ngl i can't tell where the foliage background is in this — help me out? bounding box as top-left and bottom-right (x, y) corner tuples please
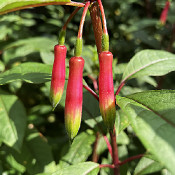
(0, 0), (175, 174)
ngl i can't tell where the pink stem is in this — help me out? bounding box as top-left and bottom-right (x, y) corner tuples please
(119, 154), (144, 166)
(62, 7), (81, 31)
(83, 84), (99, 101)
(88, 75), (98, 92)
(78, 1), (90, 39)
(115, 81), (125, 97)
(97, 0), (108, 35)
(103, 135), (113, 158)
(99, 164), (115, 169)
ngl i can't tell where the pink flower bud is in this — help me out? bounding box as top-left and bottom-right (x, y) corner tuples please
(160, 1), (170, 25)
(65, 56), (84, 140)
(50, 45), (67, 109)
(98, 51), (116, 131)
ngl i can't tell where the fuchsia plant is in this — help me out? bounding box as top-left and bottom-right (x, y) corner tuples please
(1, 0), (175, 174)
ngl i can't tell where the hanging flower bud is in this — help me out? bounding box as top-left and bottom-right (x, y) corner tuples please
(160, 1), (170, 25)
(50, 44), (67, 109)
(65, 56), (84, 140)
(98, 51), (116, 131)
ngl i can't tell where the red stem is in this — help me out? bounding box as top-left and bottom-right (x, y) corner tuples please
(62, 7), (81, 31)
(110, 129), (120, 175)
(78, 1), (90, 39)
(103, 135), (113, 158)
(119, 154), (144, 166)
(83, 84), (99, 101)
(88, 75), (98, 92)
(92, 132), (100, 162)
(97, 0), (108, 35)
(115, 81), (125, 97)
(99, 164), (115, 169)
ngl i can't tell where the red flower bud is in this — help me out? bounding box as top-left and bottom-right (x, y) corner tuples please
(98, 51), (116, 131)
(160, 1), (170, 25)
(50, 45), (67, 109)
(65, 56), (84, 140)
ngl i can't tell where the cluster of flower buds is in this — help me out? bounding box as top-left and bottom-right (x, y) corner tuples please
(50, 0), (117, 140)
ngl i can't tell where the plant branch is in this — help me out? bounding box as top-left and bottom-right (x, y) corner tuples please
(119, 154), (144, 166)
(78, 1), (90, 39)
(99, 164), (115, 169)
(89, 2), (103, 54)
(115, 81), (125, 96)
(103, 135), (113, 158)
(0, 1), (85, 15)
(83, 84), (99, 101)
(97, 0), (108, 35)
(62, 7), (81, 31)
(110, 129), (120, 175)
(88, 75), (98, 92)
(92, 132), (100, 162)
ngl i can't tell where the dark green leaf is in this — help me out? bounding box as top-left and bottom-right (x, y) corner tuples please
(59, 131), (95, 168)
(3, 128), (56, 174)
(0, 90), (27, 151)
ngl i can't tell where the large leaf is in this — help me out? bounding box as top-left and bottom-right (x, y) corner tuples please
(0, 62), (70, 84)
(3, 37), (57, 63)
(0, 90), (27, 151)
(116, 90), (175, 174)
(121, 50), (175, 83)
(59, 131), (95, 168)
(0, 62), (52, 84)
(3, 128), (56, 174)
(53, 162), (99, 175)
(0, 0), (82, 15)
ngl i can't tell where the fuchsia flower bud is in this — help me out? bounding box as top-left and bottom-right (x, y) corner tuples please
(65, 56), (84, 140)
(160, 1), (170, 25)
(50, 45), (67, 109)
(98, 51), (116, 131)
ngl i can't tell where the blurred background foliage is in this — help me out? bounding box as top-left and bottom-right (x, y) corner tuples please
(0, 0), (175, 174)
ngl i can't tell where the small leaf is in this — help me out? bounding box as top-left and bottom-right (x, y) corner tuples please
(59, 131), (95, 168)
(122, 50), (175, 83)
(0, 90), (27, 151)
(0, 0), (72, 15)
(134, 157), (164, 175)
(53, 162), (99, 175)
(116, 90), (175, 174)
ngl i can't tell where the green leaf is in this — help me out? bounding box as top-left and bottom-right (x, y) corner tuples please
(82, 90), (103, 131)
(0, 0), (72, 15)
(121, 50), (175, 83)
(59, 131), (95, 168)
(3, 128), (56, 174)
(116, 90), (175, 174)
(134, 157), (164, 175)
(3, 37), (57, 63)
(53, 162), (99, 175)
(0, 62), (52, 84)
(0, 90), (27, 151)
(115, 109), (130, 135)
(0, 62), (70, 85)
